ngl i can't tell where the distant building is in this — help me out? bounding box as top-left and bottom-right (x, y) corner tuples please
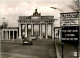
(1, 27), (18, 40)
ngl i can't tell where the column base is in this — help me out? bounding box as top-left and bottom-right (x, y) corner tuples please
(12, 39), (14, 41)
(19, 36), (22, 39)
(46, 38), (48, 39)
(18, 37), (22, 41)
(51, 36), (54, 39)
(2, 37), (4, 39)
(25, 36), (27, 38)
(46, 36), (48, 39)
(38, 36), (43, 39)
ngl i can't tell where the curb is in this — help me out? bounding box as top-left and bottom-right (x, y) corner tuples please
(55, 42), (61, 58)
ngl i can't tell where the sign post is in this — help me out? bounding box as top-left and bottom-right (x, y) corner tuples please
(60, 12), (79, 58)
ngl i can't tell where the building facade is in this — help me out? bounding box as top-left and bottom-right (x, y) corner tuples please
(1, 27), (18, 40)
(18, 9), (56, 39)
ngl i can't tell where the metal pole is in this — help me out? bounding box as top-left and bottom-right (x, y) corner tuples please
(78, 0), (80, 58)
(77, 44), (79, 58)
(50, 7), (63, 13)
(62, 43), (64, 58)
(50, 7), (64, 58)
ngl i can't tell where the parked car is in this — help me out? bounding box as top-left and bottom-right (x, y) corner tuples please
(22, 37), (33, 45)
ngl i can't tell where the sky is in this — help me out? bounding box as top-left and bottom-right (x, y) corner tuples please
(0, 0), (73, 27)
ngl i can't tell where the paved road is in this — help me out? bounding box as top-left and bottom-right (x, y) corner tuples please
(1, 39), (56, 58)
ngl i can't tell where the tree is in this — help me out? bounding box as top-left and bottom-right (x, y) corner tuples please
(69, 0), (79, 12)
(1, 22), (8, 29)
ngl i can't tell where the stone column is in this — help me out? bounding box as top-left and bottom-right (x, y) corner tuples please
(31, 24), (33, 35)
(9, 31), (10, 39)
(19, 24), (22, 39)
(17, 31), (18, 39)
(40, 23), (42, 39)
(3, 31), (5, 39)
(6, 31), (8, 40)
(2, 30), (4, 39)
(46, 23), (48, 39)
(52, 23), (54, 39)
(25, 24), (27, 37)
(13, 30), (14, 41)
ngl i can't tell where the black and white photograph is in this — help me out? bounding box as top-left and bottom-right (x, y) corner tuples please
(0, 0), (80, 58)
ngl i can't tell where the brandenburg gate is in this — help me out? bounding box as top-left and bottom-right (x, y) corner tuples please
(18, 9), (56, 39)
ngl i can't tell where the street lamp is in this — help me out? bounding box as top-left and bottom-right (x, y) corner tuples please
(50, 7), (63, 13)
(50, 6), (64, 58)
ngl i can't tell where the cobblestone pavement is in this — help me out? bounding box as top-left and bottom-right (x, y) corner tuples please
(0, 39), (56, 58)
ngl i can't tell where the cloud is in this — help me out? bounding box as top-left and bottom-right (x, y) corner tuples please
(0, 0), (73, 27)
(1, 0), (73, 15)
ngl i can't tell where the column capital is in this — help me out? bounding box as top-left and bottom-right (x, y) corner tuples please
(18, 23), (22, 25)
(31, 23), (33, 24)
(25, 23), (27, 24)
(46, 23), (47, 24)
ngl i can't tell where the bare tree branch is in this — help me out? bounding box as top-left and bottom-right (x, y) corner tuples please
(68, 0), (79, 12)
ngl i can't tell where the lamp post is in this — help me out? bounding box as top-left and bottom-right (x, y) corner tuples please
(50, 7), (63, 13)
(50, 6), (64, 58)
